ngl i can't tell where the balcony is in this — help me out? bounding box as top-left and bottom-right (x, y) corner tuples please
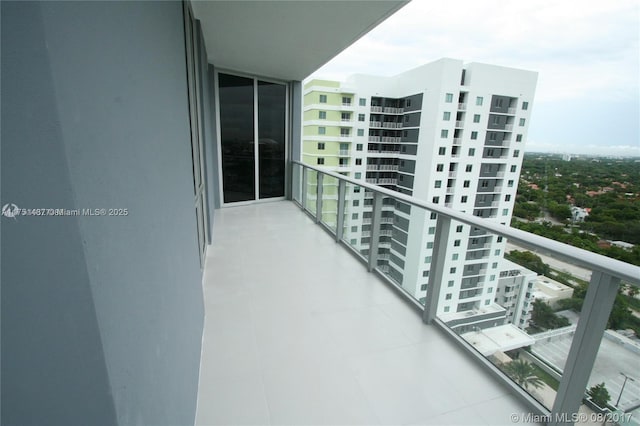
(279, 161), (640, 426)
(196, 201), (535, 425)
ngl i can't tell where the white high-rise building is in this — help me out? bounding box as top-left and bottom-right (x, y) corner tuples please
(304, 58), (537, 331)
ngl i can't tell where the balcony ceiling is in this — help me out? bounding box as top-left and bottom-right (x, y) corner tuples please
(190, 0), (408, 81)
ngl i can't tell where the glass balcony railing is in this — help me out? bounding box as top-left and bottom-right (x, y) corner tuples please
(293, 160), (640, 426)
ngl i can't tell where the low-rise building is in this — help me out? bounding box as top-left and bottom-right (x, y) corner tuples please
(496, 260), (537, 329)
(532, 277), (574, 309)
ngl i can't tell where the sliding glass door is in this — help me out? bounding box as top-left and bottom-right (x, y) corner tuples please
(218, 72), (286, 204)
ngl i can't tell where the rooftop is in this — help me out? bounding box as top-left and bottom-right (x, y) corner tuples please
(195, 201), (535, 425)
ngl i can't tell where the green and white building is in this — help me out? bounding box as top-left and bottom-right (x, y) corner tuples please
(303, 58), (538, 331)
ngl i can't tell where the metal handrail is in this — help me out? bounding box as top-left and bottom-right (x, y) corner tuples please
(293, 160), (639, 285)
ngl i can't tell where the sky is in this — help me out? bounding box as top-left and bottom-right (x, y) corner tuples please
(308, 0), (640, 157)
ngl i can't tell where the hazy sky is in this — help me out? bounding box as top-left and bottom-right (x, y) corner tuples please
(308, 0), (639, 156)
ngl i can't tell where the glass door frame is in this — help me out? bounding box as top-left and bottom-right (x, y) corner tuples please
(214, 68), (289, 207)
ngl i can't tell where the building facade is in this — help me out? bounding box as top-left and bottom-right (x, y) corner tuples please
(497, 260), (538, 329)
(303, 59), (537, 328)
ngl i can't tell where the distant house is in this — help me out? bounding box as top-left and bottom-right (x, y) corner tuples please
(570, 206), (589, 222)
(611, 241), (635, 251)
(528, 183), (540, 190)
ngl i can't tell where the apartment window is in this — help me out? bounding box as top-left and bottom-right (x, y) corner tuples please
(452, 253), (459, 260)
(489, 132), (496, 141)
(406, 99), (412, 107)
(510, 165), (517, 172)
(519, 118), (526, 126)
(342, 96), (351, 105)
(355, 159), (362, 165)
(319, 111), (327, 119)
(317, 142), (325, 150)
(359, 98), (366, 106)
(420, 284), (428, 291)
(492, 115), (500, 125)
(470, 131), (478, 140)
(473, 114), (481, 123)
(449, 267), (456, 274)
(522, 101), (529, 110)
(468, 148), (475, 156)
(516, 134), (523, 142)
(432, 196), (440, 203)
(350, 239), (357, 245)
(461, 196), (468, 203)
(497, 236), (503, 242)
(444, 306), (450, 312)
(425, 256), (432, 263)
(513, 150), (520, 158)
(454, 239), (461, 247)
(351, 226), (358, 232)
(356, 143), (363, 151)
(495, 249), (501, 255)
(463, 180), (470, 188)
(427, 242), (434, 249)
(443, 111), (451, 121)
(319, 94), (327, 103)
(502, 208), (509, 216)
(441, 129), (449, 138)
(423, 271), (430, 277)
(481, 180), (489, 188)
(430, 212), (437, 219)
(353, 200), (360, 207)
(490, 275), (496, 282)
(446, 293), (452, 300)
(317, 158), (324, 165)
(354, 186), (360, 193)
(435, 180), (442, 188)
(357, 129), (364, 136)
(318, 126), (326, 135)
(352, 213), (358, 220)
(445, 93), (454, 103)
(358, 113), (365, 122)
(448, 280), (454, 287)
(476, 96), (483, 106)
(436, 164), (444, 172)
(456, 225), (463, 232)
(355, 172), (361, 179)
(428, 227), (435, 234)
(492, 262), (498, 269)
(465, 164), (472, 172)
(438, 147), (446, 155)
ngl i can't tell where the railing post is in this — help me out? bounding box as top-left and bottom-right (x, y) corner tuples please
(423, 214), (451, 324)
(301, 166), (308, 210)
(549, 271), (620, 426)
(315, 172), (323, 224)
(336, 179), (346, 242)
(368, 192), (382, 272)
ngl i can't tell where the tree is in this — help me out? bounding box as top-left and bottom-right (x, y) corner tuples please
(587, 383), (611, 408)
(503, 359), (544, 390)
(505, 250), (551, 276)
(531, 300), (570, 330)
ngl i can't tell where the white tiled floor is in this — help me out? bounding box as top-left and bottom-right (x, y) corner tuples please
(196, 201), (538, 425)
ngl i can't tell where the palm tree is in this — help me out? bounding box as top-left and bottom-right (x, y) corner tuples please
(503, 359), (544, 390)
